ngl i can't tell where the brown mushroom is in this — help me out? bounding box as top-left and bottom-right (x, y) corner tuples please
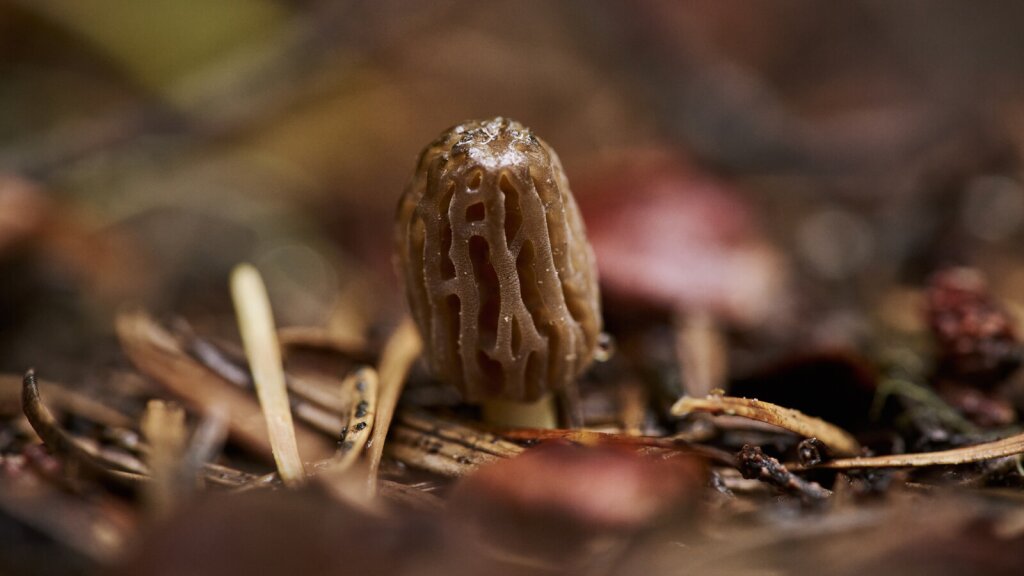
(395, 118), (603, 426)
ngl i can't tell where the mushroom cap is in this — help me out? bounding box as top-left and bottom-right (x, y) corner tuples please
(396, 118), (602, 402)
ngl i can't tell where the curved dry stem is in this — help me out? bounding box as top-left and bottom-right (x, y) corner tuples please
(810, 431), (1024, 469)
(0, 373), (133, 427)
(672, 394), (861, 457)
(312, 367), (380, 511)
(21, 370), (145, 488)
(325, 367), (379, 474)
(365, 317), (423, 494)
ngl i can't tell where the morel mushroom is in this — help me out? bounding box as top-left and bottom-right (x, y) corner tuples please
(395, 118), (602, 426)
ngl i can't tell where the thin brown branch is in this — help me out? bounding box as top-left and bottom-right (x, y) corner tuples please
(176, 321), (352, 416)
(140, 400), (188, 517)
(21, 370), (145, 488)
(0, 374), (133, 428)
(496, 427), (735, 466)
(672, 394), (861, 457)
(321, 367), (379, 474)
(116, 310), (335, 463)
(378, 479), (445, 513)
(277, 325), (371, 362)
(379, 412), (527, 478)
(398, 410), (524, 459)
(810, 431), (1024, 469)
(365, 318), (422, 494)
(385, 424), (507, 477)
(736, 445), (831, 502)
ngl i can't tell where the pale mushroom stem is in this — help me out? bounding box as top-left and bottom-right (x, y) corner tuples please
(482, 393), (558, 429)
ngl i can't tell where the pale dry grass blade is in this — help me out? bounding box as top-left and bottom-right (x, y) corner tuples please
(230, 263), (305, 486)
(140, 400), (187, 517)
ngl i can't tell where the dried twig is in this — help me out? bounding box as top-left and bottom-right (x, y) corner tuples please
(672, 394), (861, 456)
(201, 463), (261, 488)
(736, 445), (831, 502)
(398, 410), (524, 459)
(496, 427), (735, 466)
(810, 430), (1024, 469)
(92, 410), (242, 491)
(116, 311), (334, 463)
(231, 263), (306, 486)
(498, 427), (672, 447)
(182, 412), (228, 485)
(278, 325), (371, 362)
(140, 400), (188, 517)
(21, 370), (145, 488)
(675, 309), (727, 398)
(0, 374), (133, 428)
(177, 321), (352, 416)
(378, 411), (525, 477)
(378, 479), (445, 513)
(178, 325), (348, 436)
(323, 367), (379, 474)
(366, 318), (422, 493)
(385, 425), (508, 477)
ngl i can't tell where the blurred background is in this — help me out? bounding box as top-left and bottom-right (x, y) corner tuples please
(4, 0), (1024, 382)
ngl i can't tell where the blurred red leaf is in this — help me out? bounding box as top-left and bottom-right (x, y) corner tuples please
(578, 151), (790, 326)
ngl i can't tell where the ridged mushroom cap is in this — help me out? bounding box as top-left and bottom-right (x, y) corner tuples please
(396, 118), (601, 402)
